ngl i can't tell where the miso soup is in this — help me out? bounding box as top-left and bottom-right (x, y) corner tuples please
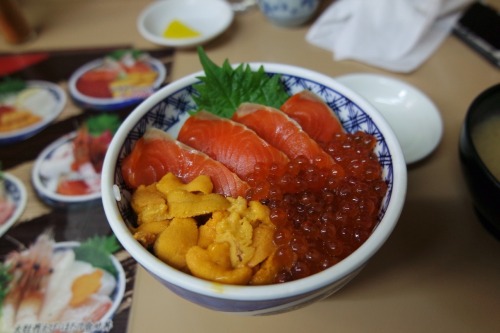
(471, 114), (500, 182)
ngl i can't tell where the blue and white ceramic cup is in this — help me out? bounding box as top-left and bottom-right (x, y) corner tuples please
(258, 0), (320, 27)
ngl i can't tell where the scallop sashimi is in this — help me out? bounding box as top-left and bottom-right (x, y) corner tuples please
(121, 128), (250, 198)
(177, 111), (290, 181)
(280, 90), (344, 143)
(232, 103), (342, 172)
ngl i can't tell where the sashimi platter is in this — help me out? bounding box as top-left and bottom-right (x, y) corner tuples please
(102, 48), (406, 312)
(0, 234), (125, 330)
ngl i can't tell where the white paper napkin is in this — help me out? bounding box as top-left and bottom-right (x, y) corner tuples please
(306, 0), (473, 72)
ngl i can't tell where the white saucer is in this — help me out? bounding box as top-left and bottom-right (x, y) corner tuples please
(137, 0), (234, 48)
(336, 73), (443, 164)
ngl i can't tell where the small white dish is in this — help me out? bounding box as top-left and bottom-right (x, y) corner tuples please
(336, 73), (443, 164)
(0, 80), (66, 145)
(0, 173), (27, 237)
(137, 0), (234, 48)
(32, 132), (102, 207)
(68, 56), (166, 111)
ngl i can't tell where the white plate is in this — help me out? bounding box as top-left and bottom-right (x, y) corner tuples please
(137, 0), (234, 48)
(336, 73), (443, 164)
(0, 173), (27, 237)
(68, 57), (166, 111)
(0, 80), (66, 145)
(32, 132), (102, 207)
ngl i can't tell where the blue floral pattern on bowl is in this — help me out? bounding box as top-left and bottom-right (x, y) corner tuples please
(258, 0), (320, 27)
(113, 71), (393, 235)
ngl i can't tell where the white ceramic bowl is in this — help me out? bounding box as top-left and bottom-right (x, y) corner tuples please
(137, 0), (234, 48)
(101, 63), (407, 315)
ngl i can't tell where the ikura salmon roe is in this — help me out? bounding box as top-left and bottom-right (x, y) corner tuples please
(245, 131), (387, 283)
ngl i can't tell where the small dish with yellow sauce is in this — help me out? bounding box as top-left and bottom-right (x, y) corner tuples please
(137, 0), (234, 48)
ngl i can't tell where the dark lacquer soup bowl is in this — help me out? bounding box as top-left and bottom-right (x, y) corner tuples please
(459, 83), (500, 240)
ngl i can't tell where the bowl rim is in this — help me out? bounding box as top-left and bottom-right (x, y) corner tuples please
(463, 82), (500, 187)
(102, 62), (407, 301)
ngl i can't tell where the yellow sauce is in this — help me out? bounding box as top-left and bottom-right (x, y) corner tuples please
(163, 19), (201, 39)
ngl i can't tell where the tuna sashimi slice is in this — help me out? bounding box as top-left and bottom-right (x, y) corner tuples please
(121, 128), (250, 198)
(233, 103), (341, 171)
(280, 90), (344, 144)
(177, 111), (290, 180)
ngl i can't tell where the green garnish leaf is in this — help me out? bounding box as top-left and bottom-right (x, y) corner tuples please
(0, 263), (12, 309)
(0, 78), (27, 97)
(86, 114), (121, 136)
(192, 47), (289, 118)
(74, 235), (121, 276)
(107, 49), (145, 61)
(0, 162), (5, 199)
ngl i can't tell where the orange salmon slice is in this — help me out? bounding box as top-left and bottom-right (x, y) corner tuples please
(280, 90), (344, 144)
(121, 128), (250, 198)
(233, 103), (340, 171)
(177, 111), (290, 180)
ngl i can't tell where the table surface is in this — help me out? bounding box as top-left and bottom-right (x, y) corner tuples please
(1, 1), (499, 332)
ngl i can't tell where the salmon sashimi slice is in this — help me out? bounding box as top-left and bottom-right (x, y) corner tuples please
(177, 111), (290, 180)
(232, 103), (341, 171)
(121, 128), (250, 198)
(280, 90), (344, 144)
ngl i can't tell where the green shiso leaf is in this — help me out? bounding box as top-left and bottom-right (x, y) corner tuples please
(108, 49), (144, 61)
(74, 235), (121, 276)
(192, 47), (289, 118)
(0, 162), (5, 199)
(0, 263), (12, 310)
(0, 78), (27, 98)
(86, 114), (121, 137)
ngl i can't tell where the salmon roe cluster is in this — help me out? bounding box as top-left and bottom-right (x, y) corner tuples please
(245, 131), (388, 283)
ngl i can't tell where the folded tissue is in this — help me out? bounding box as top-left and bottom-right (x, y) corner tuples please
(306, 0), (473, 72)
